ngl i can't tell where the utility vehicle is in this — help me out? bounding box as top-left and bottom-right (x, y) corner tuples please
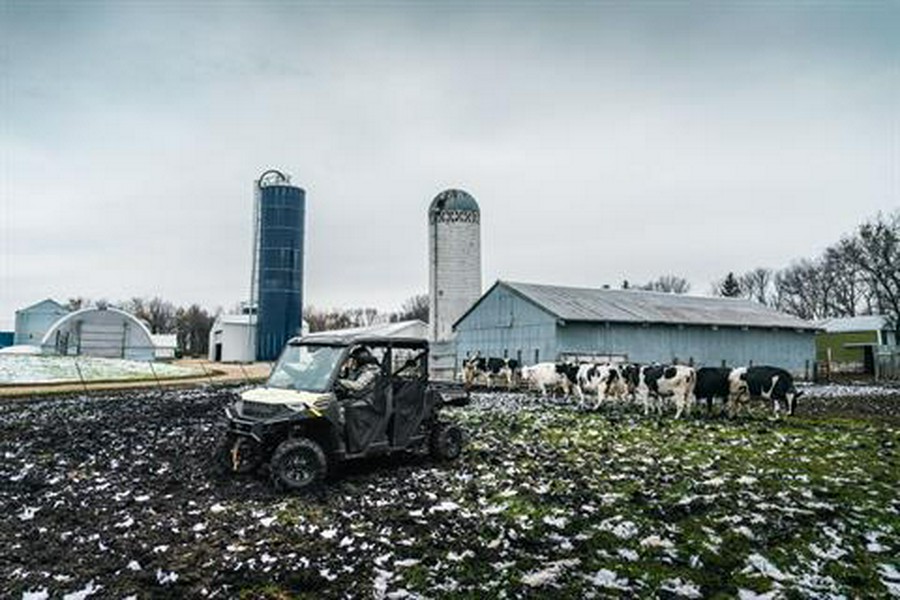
(215, 334), (467, 491)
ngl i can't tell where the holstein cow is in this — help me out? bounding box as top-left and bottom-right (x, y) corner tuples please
(520, 362), (569, 397)
(695, 367), (749, 415)
(555, 362), (583, 401)
(632, 364), (697, 418)
(578, 363), (628, 409)
(463, 353), (519, 390)
(731, 366), (802, 417)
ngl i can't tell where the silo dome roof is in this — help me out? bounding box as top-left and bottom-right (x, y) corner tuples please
(429, 189), (479, 213)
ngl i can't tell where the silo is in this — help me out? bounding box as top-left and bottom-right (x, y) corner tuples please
(251, 169), (305, 361)
(428, 189), (482, 343)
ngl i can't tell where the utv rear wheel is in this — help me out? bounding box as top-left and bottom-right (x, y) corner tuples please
(430, 423), (464, 460)
(213, 434), (264, 475)
(271, 437), (328, 492)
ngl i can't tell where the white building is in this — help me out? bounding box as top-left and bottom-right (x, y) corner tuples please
(208, 314), (257, 363)
(41, 306), (156, 361)
(14, 299), (69, 346)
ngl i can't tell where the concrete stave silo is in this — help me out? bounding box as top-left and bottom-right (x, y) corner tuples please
(428, 189), (482, 378)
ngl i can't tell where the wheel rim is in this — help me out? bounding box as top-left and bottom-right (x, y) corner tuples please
(282, 448), (317, 486)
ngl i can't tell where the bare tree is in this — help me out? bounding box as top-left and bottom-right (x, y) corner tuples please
(122, 296), (176, 333)
(841, 211), (900, 332)
(639, 275), (691, 294)
(822, 242), (865, 317)
(393, 294), (429, 322)
(65, 297), (89, 311)
(738, 268), (773, 305)
(773, 260), (830, 320)
(176, 304), (214, 357)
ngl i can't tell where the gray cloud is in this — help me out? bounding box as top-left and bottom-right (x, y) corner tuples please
(2, 1), (897, 329)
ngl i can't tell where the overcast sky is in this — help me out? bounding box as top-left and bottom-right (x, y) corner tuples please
(1, 1), (897, 330)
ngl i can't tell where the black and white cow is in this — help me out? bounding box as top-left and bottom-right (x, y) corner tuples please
(732, 366), (802, 417)
(633, 364), (697, 418)
(578, 363), (628, 408)
(463, 353), (519, 389)
(695, 367), (748, 415)
(555, 362), (583, 400)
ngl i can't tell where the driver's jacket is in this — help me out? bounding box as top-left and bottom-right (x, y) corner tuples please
(337, 363), (380, 394)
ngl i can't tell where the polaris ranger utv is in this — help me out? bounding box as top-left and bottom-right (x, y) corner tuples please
(215, 334), (468, 491)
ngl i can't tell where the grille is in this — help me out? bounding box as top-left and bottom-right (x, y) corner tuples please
(241, 401), (288, 419)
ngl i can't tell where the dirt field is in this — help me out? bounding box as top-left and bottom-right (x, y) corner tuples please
(2, 385), (898, 598)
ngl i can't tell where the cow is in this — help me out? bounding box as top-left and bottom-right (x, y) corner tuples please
(694, 367), (748, 415)
(731, 366), (802, 417)
(578, 363), (628, 409)
(555, 362), (583, 401)
(633, 364), (697, 418)
(520, 362), (569, 397)
(463, 353), (519, 390)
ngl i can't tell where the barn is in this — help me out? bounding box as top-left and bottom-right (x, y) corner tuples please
(453, 281), (818, 375)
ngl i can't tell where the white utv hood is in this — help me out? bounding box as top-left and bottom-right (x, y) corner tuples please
(241, 387), (331, 411)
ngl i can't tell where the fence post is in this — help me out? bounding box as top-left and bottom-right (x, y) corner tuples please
(73, 359), (89, 397)
(148, 361), (164, 397)
(198, 360), (216, 387)
(238, 362), (252, 386)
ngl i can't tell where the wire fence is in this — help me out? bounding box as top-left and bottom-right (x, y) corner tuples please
(0, 352), (274, 399)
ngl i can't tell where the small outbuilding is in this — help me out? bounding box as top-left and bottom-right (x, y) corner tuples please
(208, 314), (257, 363)
(453, 281), (818, 375)
(15, 299), (69, 346)
(41, 306), (156, 361)
(816, 315), (896, 375)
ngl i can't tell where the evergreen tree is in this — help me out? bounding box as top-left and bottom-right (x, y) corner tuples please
(720, 272), (742, 297)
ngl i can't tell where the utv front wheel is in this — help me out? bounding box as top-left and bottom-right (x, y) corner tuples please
(271, 437), (328, 492)
(430, 423), (464, 460)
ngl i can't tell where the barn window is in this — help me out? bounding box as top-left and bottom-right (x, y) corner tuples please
(534, 349), (540, 364)
(517, 349), (522, 365)
(503, 348), (508, 358)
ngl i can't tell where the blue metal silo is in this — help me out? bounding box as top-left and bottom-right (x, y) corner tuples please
(252, 169), (305, 361)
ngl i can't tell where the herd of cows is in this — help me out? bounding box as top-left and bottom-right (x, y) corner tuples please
(462, 353), (803, 418)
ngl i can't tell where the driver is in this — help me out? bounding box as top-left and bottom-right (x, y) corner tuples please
(336, 346), (380, 394)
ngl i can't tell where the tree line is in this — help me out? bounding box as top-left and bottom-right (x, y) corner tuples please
(303, 294), (429, 333)
(710, 210), (899, 331)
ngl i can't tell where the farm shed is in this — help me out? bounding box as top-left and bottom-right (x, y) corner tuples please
(40, 306), (156, 361)
(453, 281), (818, 375)
(815, 315), (896, 375)
(208, 314), (257, 363)
(14, 298), (69, 346)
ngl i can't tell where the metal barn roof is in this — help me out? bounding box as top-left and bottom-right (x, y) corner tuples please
(459, 281), (818, 330)
(816, 315), (888, 333)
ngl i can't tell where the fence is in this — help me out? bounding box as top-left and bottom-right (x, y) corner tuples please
(0, 353), (273, 398)
(875, 347), (900, 381)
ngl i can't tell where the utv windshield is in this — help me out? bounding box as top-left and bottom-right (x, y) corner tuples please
(267, 344), (345, 392)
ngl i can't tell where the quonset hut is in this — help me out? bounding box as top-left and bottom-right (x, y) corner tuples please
(453, 281), (818, 375)
(250, 170), (306, 361)
(40, 306), (156, 361)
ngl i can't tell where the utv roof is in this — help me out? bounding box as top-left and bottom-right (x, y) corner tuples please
(288, 334), (429, 347)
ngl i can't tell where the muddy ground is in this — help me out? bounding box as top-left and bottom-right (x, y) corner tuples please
(2, 385), (899, 599)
